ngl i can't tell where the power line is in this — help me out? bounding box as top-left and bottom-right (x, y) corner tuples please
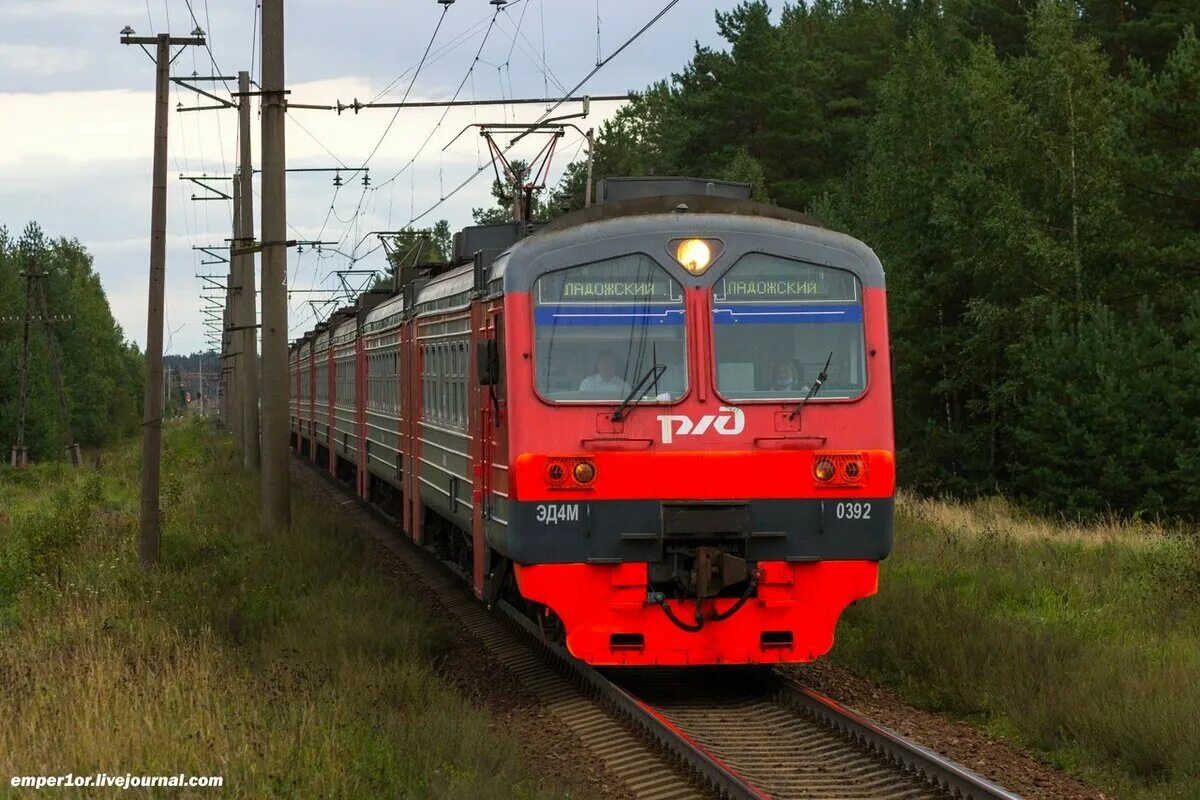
(374, 10), (504, 192)
(294, 2), (496, 296)
(358, 3), (451, 172)
(367, 10), (495, 106)
(181, 0), (232, 94)
(288, 113), (349, 168)
(319, 5), (511, 282)
(249, 0), (260, 83)
(400, 0), (682, 230)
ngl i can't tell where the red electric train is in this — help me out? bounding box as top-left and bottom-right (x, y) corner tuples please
(289, 177), (895, 666)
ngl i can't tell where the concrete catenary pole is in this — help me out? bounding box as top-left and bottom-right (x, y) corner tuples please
(228, 177), (244, 452)
(121, 28), (205, 567)
(585, 128), (595, 208)
(237, 70), (261, 471)
(260, 0), (291, 531)
(220, 295), (230, 426)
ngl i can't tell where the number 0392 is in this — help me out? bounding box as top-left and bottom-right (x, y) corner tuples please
(835, 502), (871, 520)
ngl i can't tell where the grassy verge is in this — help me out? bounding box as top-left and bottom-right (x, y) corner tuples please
(0, 420), (568, 798)
(833, 493), (1200, 800)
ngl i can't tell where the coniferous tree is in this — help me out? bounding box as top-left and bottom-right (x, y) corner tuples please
(1118, 26), (1200, 304)
(0, 224), (143, 461)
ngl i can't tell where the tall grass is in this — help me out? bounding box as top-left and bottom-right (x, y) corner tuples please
(833, 493), (1200, 800)
(0, 420), (568, 798)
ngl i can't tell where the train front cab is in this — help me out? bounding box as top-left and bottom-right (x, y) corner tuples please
(489, 208), (895, 666)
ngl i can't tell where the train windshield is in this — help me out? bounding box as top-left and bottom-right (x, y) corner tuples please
(533, 254), (687, 403)
(712, 253), (866, 400)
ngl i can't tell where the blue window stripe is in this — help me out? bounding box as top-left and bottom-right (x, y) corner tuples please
(535, 305), (686, 326)
(712, 303), (863, 325)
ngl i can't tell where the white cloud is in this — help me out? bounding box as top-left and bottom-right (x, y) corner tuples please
(0, 44), (88, 75)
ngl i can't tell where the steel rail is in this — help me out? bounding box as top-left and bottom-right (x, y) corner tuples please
(494, 599), (766, 800)
(774, 677), (1024, 800)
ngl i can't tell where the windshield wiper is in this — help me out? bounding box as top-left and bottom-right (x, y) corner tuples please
(789, 351), (833, 421)
(612, 363), (668, 422)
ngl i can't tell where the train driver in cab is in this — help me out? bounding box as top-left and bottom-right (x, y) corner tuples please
(770, 361), (800, 392)
(579, 351), (629, 396)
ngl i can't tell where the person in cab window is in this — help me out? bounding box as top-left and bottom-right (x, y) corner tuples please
(579, 351), (629, 396)
(770, 361), (800, 392)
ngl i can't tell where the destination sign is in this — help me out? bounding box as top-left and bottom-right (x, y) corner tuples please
(537, 255), (682, 305)
(716, 261), (858, 303)
(721, 278), (825, 298)
(561, 280), (663, 298)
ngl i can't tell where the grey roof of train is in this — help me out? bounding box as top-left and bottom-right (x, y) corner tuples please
(492, 194), (884, 292)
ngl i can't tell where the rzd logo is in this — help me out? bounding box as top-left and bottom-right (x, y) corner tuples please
(656, 406), (745, 444)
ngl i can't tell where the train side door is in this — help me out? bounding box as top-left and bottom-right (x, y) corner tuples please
(308, 350), (316, 462)
(472, 300), (504, 600)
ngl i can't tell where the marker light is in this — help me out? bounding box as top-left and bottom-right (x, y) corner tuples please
(812, 452), (869, 488)
(674, 238), (713, 275)
(813, 458), (836, 482)
(573, 460), (597, 485)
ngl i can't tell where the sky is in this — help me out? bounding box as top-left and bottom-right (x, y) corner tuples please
(0, 0), (748, 355)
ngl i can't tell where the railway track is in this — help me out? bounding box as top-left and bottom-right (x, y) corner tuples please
(296, 457), (1023, 800)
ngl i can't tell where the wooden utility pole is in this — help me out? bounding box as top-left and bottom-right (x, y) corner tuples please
(236, 70), (261, 471)
(9, 260), (34, 469)
(9, 260), (34, 470)
(8, 261), (81, 468)
(260, 0), (290, 531)
(35, 275), (83, 467)
(8, 261), (82, 470)
(121, 28), (206, 567)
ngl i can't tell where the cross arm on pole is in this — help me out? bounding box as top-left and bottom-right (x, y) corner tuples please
(193, 245), (230, 264)
(171, 79), (236, 109)
(120, 35), (206, 46)
(181, 176), (232, 201)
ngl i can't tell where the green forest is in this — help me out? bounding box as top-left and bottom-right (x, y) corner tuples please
(0, 223), (144, 463)
(539, 0), (1200, 520)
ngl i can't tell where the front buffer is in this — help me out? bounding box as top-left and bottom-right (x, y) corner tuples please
(515, 560), (879, 666)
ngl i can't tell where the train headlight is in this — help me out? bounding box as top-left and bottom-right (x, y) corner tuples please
(813, 458), (836, 482)
(572, 460), (597, 485)
(674, 238), (713, 275)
